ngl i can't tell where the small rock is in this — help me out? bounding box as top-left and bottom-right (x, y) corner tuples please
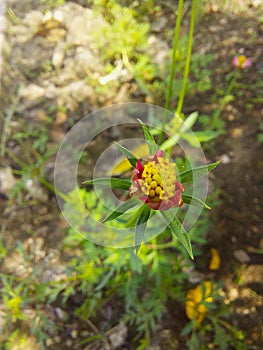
(54, 307), (65, 320)
(42, 81), (58, 99)
(25, 178), (48, 201)
(61, 4), (105, 46)
(19, 84), (45, 100)
(74, 47), (104, 78)
(0, 167), (16, 196)
(71, 329), (78, 339)
(69, 80), (93, 103)
(234, 249), (250, 264)
(23, 10), (43, 35)
(52, 41), (65, 69)
(108, 322), (127, 349)
(148, 35), (169, 68)
(151, 17), (168, 32)
(219, 154), (231, 164)
(46, 338), (54, 347)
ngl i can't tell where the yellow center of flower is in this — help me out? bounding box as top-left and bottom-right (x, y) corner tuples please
(138, 157), (176, 202)
(237, 55), (247, 67)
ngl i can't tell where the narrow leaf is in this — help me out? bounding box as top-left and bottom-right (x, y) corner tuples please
(137, 119), (158, 155)
(135, 205), (151, 254)
(83, 177), (131, 191)
(183, 111), (199, 130)
(114, 142), (138, 167)
(101, 197), (139, 223)
(182, 130), (221, 147)
(179, 161), (220, 184)
(161, 210), (193, 259)
(160, 112), (199, 150)
(110, 144), (149, 176)
(182, 194), (211, 209)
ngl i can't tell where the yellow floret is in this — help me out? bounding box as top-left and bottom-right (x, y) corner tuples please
(152, 174), (161, 184)
(149, 189), (155, 197)
(150, 181), (157, 189)
(140, 157), (177, 201)
(155, 186), (162, 195)
(145, 177), (152, 184)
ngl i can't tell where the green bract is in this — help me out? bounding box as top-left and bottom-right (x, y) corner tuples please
(83, 120), (219, 258)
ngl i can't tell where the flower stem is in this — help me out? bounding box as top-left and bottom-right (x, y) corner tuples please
(159, 0), (184, 146)
(176, 0), (197, 117)
(165, 0), (185, 111)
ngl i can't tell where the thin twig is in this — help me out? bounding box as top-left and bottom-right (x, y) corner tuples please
(84, 318), (112, 350)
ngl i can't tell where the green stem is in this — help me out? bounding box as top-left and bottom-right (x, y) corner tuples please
(225, 72), (239, 97)
(159, 0), (184, 146)
(40, 177), (69, 202)
(165, 0), (184, 111)
(176, 0), (196, 117)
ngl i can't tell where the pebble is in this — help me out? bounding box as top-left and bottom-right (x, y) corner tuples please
(233, 249), (250, 264)
(219, 154), (231, 164)
(25, 178), (49, 201)
(0, 167), (16, 196)
(151, 17), (168, 32)
(52, 41), (65, 68)
(19, 84), (45, 100)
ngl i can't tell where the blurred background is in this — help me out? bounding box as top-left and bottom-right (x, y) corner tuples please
(0, 0), (262, 349)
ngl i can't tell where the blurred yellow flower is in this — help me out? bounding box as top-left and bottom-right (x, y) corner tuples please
(209, 248), (221, 271)
(185, 281), (213, 324)
(232, 55), (252, 69)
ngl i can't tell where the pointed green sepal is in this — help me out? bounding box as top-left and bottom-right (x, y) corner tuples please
(135, 205), (151, 254)
(161, 210), (193, 259)
(137, 118), (158, 155)
(182, 194), (211, 209)
(114, 142), (138, 167)
(101, 197), (139, 223)
(179, 161), (220, 184)
(83, 177), (131, 191)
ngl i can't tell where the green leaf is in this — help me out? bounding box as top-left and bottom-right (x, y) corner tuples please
(183, 112), (199, 130)
(95, 266), (115, 291)
(114, 142), (138, 167)
(182, 194), (211, 209)
(182, 130), (221, 147)
(135, 205), (151, 254)
(101, 197), (139, 222)
(137, 118), (158, 155)
(179, 161), (220, 184)
(83, 177), (131, 191)
(161, 210), (193, 259)
(129, 249), (142, 273)
(160, 112), (199, 150)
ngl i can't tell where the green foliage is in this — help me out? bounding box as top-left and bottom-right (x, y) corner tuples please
(40, 0), (65, 10)
(92, 2), (149, 61)
(258, 122), (263, 143)
(61, 225), (189, 346)
(183, 303), (247, 350)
